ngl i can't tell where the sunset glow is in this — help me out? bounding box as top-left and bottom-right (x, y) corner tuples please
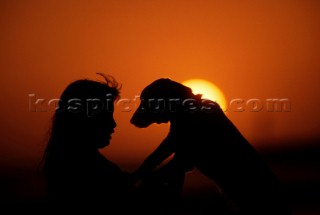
(182, 79), (227, 111)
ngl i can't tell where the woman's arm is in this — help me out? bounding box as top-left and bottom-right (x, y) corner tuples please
(131, 132), (176, 182)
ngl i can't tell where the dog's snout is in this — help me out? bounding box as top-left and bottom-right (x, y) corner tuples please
(130, 115), (136, 125)
(130, 111), (141, 126)
(130, 111), (152, 128)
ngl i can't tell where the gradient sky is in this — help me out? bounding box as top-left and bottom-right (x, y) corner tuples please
(0, 0), (319, 170)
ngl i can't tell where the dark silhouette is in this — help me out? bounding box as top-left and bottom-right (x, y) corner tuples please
(130, 78), (292, 215)
(42, 74), (136, 213)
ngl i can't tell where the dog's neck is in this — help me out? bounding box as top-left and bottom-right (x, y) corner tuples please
(168, 96), (201, 121)
(169, 95), (221, 126)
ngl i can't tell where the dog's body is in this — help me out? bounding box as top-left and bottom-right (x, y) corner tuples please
(131, 78), (291, 215)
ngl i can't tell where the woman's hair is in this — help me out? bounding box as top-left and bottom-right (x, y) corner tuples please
(42, 74), (121, 175)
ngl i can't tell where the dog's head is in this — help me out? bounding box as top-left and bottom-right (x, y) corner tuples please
(130, 78), (194, 128)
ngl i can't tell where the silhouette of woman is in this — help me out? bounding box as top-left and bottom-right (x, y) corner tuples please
(42, 74), (135, 212)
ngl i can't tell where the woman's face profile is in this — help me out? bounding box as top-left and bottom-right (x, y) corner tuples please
(89, 102), (117, 149)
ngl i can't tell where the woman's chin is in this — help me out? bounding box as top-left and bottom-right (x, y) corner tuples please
(98, 140), (110, 149)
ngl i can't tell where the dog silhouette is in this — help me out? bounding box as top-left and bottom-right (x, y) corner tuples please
(131, 78), (291, 215)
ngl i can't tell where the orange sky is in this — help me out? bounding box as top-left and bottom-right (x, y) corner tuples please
(0, 0), (319, 170)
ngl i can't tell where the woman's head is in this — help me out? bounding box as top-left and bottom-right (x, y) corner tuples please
(48, 74), (121, 151)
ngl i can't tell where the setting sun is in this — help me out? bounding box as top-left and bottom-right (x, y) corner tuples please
(182, 79), (227, 111)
